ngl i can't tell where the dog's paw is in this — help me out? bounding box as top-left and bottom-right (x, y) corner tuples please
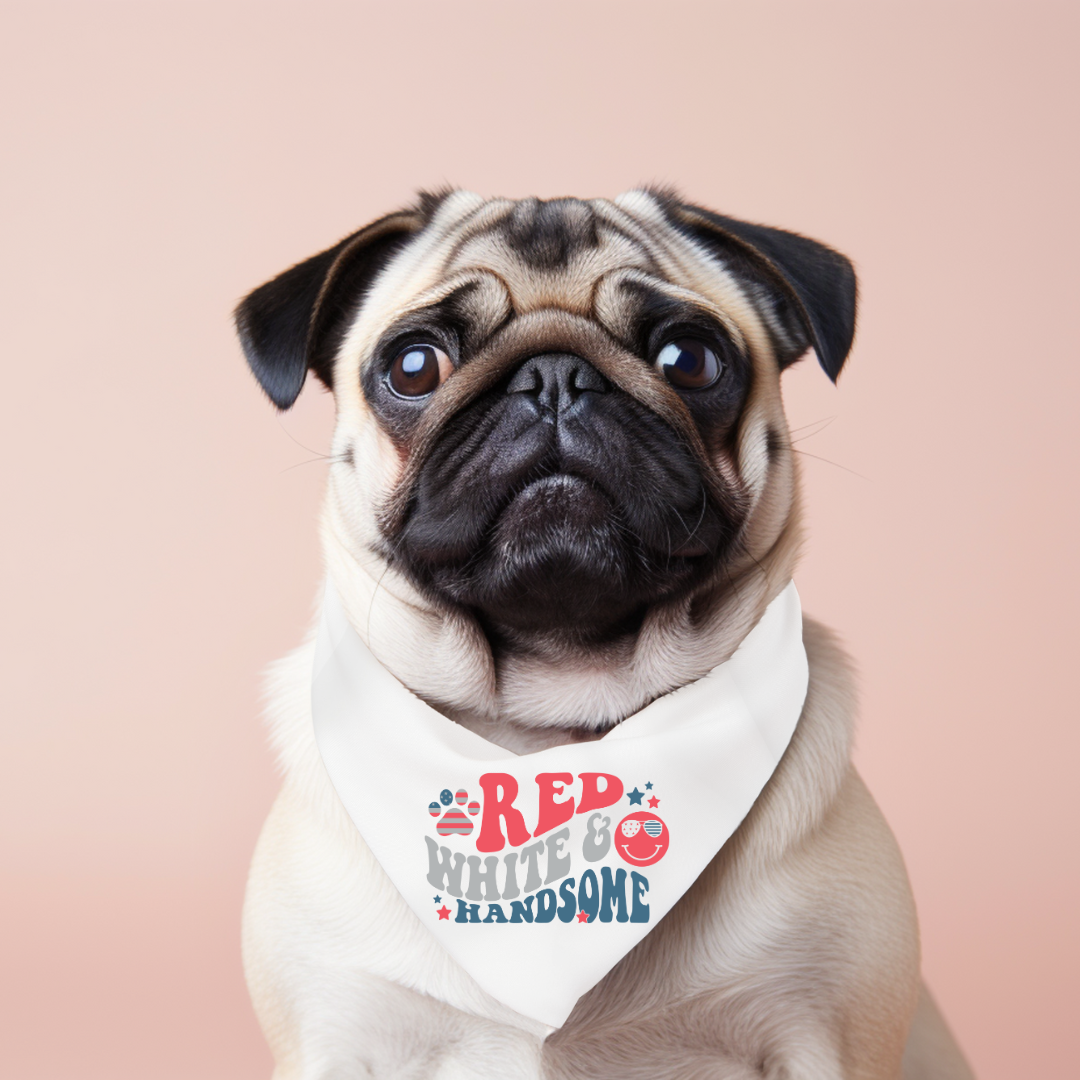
(429, 788), (480, 837)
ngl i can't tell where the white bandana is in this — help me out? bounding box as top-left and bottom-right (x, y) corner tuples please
(312, 581), (808, 1029)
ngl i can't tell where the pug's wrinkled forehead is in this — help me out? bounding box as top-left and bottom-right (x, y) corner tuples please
(350, 191), (759, 344)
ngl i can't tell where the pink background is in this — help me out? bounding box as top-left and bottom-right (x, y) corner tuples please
(2, 3), (1076, 1076)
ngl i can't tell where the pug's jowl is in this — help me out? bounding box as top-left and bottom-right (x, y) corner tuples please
(235, 191), (972, 1079)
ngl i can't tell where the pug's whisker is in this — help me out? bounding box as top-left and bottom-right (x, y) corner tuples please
(278, 453), (344, 475)
(276, 415), (332, 458)
(366, 560), (394, 647)
(788, 416), (837, 441)
(791, 449), (871, 482)
(669, 488), (710, 554)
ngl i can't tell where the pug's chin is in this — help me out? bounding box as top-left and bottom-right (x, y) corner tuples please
(418, 474), (699, 639)
(498, 473), (610, 539)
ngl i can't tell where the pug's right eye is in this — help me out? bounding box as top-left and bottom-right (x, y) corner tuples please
(387, 344), (451, 398)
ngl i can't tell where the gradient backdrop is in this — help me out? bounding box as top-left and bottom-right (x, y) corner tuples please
(2, 3), (1077, 1077)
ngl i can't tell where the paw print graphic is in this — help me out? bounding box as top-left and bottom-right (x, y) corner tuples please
(428, 787), (481, 837)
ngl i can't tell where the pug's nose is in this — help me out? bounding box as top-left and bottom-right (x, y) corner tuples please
(506, 353), (609, 415)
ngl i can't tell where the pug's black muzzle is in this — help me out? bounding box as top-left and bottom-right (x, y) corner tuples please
(395, 353), (729, 637)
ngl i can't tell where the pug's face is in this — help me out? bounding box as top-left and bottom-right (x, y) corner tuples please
(237, 191), (855, 645)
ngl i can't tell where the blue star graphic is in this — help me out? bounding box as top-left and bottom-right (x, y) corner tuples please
(645, 782), (653, 790)
(627, 787), (644, 805)
(433, 895), (442, 904)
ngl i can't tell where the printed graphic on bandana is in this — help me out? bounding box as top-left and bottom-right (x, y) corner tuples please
(423, 772), (667, 926)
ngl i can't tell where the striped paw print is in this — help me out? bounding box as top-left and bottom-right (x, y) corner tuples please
(427, 788), (481, 837)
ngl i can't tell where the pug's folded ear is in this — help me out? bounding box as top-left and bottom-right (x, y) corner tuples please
(663, 199), (858, 382)
(235, 209), (424, 409)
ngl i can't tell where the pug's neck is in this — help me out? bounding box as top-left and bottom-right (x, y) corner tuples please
(322, 512), (799, 755)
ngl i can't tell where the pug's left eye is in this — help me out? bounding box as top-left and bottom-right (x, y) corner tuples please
(655, 339), (723, 390)
(387, 344), (452, 398)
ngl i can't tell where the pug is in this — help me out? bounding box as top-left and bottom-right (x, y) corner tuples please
(235, 190), (973, 1079)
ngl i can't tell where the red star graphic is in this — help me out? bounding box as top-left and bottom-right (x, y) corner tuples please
(576, 910), (591, 923)
(436, 905), (452, 920)
(647, 795), (660, 808)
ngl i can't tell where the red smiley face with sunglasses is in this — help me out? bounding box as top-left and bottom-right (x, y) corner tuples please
(615, 811), (670, 867)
